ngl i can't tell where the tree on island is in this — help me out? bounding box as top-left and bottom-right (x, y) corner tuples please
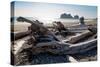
(60, 13), (79, 19)
(79, 16), (85, 25)
(74, 15), (79, 19)
(60, 13), (73, 19)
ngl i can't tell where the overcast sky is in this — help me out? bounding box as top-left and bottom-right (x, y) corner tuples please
(13, 1), (97, 20)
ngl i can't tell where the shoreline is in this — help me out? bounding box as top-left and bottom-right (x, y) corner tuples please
(11, 20), (97, 32)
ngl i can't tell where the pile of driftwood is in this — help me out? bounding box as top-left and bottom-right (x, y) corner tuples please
(11, 17), (97, 65)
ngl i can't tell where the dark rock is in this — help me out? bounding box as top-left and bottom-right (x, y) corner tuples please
(74, 15), (79, 19)
(79, 17), (85, 25)
(60, 13), (73, 19)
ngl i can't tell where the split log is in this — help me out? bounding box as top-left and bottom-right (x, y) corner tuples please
(67, 30), (94, 44)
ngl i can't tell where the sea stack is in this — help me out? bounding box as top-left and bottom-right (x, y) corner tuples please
(79, 16), (85, 26)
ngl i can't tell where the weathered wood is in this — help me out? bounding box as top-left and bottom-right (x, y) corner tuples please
(17, 16), (59, 41)
(12, 36), (31, 55)
(52, 21), (68, 32)
(12, 17), (97, 65)
(63, 39), (97, 54)
(88, 26), (97, 34)
(67, 30), (94, 44)
(31, 39), (97, 55)
(14, 38), (97, 55)
(15, 17), (97, 55)
(11, 31), (31, 41)
(52, 21), (76, 37)
(68, 55), (78, 62)
(14, 39), (96, 65)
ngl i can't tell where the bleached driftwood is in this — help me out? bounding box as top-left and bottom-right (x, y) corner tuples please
(14, 38), (96, 65)
(12, 17), (97, 65)
(17, 17), (59, 41)
(67, 30), (94, 44)
(31, 39), (97, 55)
(15, 17), (97, 55)
(68, 55), (78, 62)
(11, 31), (31, 41)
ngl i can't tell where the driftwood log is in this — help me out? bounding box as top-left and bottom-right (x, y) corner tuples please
(12, 17), (97, 65)
(67, 30), (94, 44)
(30, 39), (97, 55)
(15, 17), (97, 55)
(13, 37), (96, 65)
(52, 21), (75, 37)
(88, 26), (97, 34)
(11, 31), (31, 41)
(17, 17), (59, 41)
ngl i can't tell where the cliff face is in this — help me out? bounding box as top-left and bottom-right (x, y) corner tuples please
(60, 13), (79, 19)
